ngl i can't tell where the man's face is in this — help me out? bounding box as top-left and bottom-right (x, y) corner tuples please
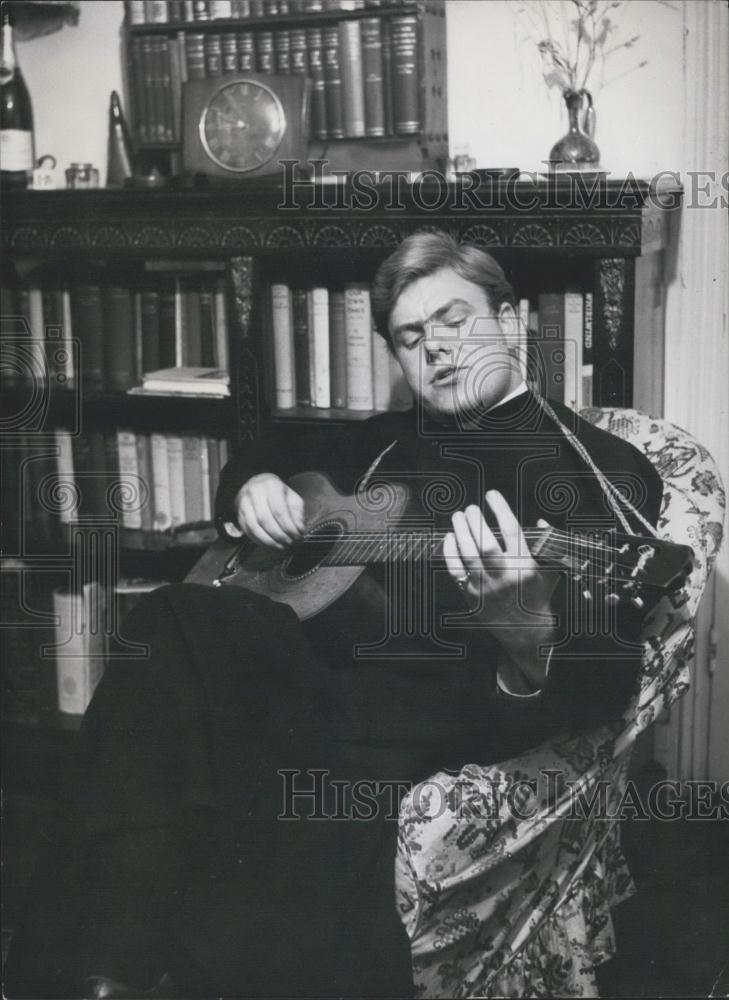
(388, 267), (519, 420)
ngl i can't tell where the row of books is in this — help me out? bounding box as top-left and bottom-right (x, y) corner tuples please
(518, 289), (594, 413)
(269, 281), (412, 413)
(56, 428), (230, 531)
(268, 283), (595, 418)
(2, 571), (169, 724)
(1, 275), (229, 394)
(1, 430), (229, 560)
(126, 1), (409, 26)
(130, 14), (420, 144)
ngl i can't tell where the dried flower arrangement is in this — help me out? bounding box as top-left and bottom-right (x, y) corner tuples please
(519, 0), (647, 95)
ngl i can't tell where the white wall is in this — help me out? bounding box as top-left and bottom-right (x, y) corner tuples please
(17, 0), (125, 184)
(18, 0), (684, 182)
(447, 0), (684, 178)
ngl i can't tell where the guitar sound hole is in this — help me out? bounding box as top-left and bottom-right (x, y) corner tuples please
(282, 522), (344, 579)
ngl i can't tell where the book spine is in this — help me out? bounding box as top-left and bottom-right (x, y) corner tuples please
(117, 430), (143, 529)
(54, 428), (75, 525)
(185, 32), (207, 79)
(213, 279), (229, 370)
(274, 29), (291, 74)
(199, 437), (212, 521)
(361, 17), (385, 137)
(256, 31), (275, 74)
(129, 37), (149, 144)
(204, 33), (223, 77)
(206, 436), (221, 517)
(338, 20), (366, 138)
(290, 28), (307, 77)
(328, 290), (347, 408)
(159, 37), (175, 142)
(168, 32), (184, 140)
(291, 287), (310, 406)
(381, 16), (393, 135)
(537, 292), (566, 404)
(199, 280), (217, 367)
(344, 283), (374, 410)
(182, 436), (205, 522)
(174, 276), (184, 367)
(390, 15), (420, 135)
(563, 288), (584, 413)
(140, 287), (160, 374)
(181, 278), (202, 367)
(145, 0), (169, 21)
(150, 433), (173, 530)
(135, 432), (155, 531)
(372, 324), (391, 411)
(54, 583), (106, 717)
(158, 280), (177, 369)
(210, 0), (233, 15)
(193, 0), (210, 18)
(270, 283), (296, 409)
(104, 283), (136, 392)
(306, 28), (328, 140)
(518, 297), (530, 381)
(166, 435), (186, 527)
(126, 0), (147, 24)
(309, 287), (330, 408)
(71, 281), (104, 393)
(60, 286), (75, 387)
(323, 25), (345, 139)
(250, 0), (264, 14)
(237, 31), (255, 71)
(221, 32), (238, 73)
(150, 36), (166, 142)
(582, 290), (594, 408)
(28, 281), (45, 381)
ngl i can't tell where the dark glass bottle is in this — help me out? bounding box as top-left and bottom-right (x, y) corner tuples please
(0, 9), (34, 189)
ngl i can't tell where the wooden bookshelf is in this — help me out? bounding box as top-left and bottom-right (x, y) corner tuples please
(123, 0), (449, 177)
(2, 176), (676, 726)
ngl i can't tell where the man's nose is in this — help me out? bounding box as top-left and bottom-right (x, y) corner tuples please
(424, 343), (455, 365)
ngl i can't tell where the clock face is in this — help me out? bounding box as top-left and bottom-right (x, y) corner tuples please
(199, 80), (287, 174)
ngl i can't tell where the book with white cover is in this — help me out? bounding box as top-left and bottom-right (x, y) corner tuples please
(344, 283), (374, 410)
(53, 581), (106, 717)
(309, 287), (331, 408)
(271, 283), (295, 409)
(150, 433), (172, 531)
(134, 366), (230, 396)
(564, 289), (584, 413)
(116, 429), (142, 529)
(166, 435), (186, 528)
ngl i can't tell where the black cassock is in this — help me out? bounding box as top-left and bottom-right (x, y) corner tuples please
(6, 392), (662, 998)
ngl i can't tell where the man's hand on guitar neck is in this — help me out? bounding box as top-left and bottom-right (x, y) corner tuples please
(443, 490), (559, 693)
(224, 473), (306, 549)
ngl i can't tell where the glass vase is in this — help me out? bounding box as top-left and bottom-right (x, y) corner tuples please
(549, 89), (601, 173)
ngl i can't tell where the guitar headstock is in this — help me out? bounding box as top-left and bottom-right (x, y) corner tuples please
(539, 529), (695, 613)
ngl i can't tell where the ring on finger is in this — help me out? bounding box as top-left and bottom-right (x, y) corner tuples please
(455, 573), (471, 590)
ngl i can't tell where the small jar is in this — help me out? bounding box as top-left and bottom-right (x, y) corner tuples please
(65, 162), (100, 189)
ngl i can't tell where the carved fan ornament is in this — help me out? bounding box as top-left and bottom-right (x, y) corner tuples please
(563, 223), (606, 246)
(511, 223), (554, 246)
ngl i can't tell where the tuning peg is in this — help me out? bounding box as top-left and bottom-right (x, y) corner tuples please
(582, 587), (593, 602)
(631, 595), (645, 610)
(605, 592), (620, 605)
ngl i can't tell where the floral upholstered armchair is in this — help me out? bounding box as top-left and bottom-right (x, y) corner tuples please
(395, 408), (725, 999)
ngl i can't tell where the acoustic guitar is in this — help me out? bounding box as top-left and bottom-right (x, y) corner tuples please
(187, 471), (694, 622)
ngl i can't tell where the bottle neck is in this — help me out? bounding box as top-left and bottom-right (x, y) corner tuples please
(1, 18), (18, 80)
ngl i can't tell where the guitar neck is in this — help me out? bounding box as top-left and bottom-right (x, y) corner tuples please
(317, 528), (558, 568)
